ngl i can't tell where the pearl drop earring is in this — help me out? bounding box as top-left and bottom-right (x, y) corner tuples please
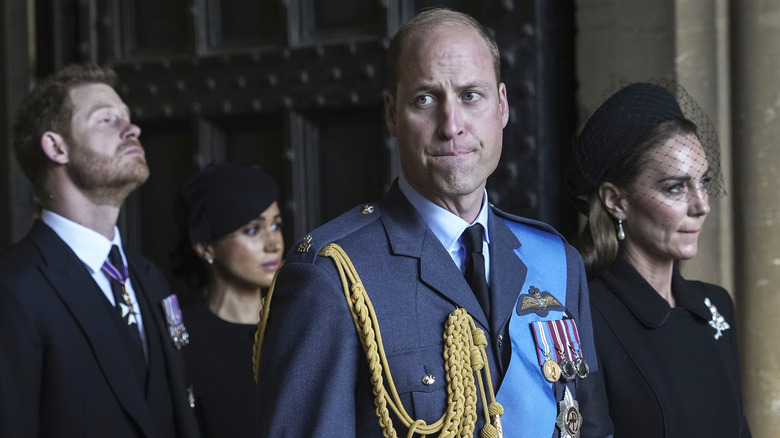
(617, 218), (626, 241)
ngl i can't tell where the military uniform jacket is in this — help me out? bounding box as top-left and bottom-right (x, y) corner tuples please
(256, 183), (612, 437)
(0, 221), (200, 438)
(589, 256), (750, 437)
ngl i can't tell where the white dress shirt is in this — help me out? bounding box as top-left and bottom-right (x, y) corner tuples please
(42, 210), (148, 355)
(398, 175), (491, 283)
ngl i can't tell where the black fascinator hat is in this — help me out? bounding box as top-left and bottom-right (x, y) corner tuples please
(570, 79), (724, 214)
(184, 162), (278, 244)
(170, 162), (279, 289)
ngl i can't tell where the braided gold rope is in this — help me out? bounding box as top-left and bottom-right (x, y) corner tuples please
(252, 243), (504, 437)
(253, 260), (284, 381)
(322, 244), (504, 437)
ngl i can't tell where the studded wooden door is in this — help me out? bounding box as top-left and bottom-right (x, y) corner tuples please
(12, 0), (575, 296)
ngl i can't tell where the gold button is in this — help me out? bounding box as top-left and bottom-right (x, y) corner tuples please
(361, 204), (375, 215)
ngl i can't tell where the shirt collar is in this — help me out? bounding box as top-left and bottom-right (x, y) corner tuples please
(41, 210), (124, 274)
(398, 174), (490, 252)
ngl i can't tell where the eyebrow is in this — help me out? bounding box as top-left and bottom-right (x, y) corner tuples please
(657, 167), (711, 183)
(410, 79), (494, 94)
(85, 103), (131, 119)
(255, 212), (283, 222)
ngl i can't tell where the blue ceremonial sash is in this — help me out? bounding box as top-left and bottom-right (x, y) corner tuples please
(496, 220), (566, 438)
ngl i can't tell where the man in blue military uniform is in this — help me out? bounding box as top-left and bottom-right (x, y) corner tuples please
(255, 8), (612, 437)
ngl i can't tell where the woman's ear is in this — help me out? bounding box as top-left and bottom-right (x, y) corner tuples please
(193, 242), (213, 262)
(598, 182), (628, 219)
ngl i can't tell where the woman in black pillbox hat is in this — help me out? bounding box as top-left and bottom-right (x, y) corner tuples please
(571, 81), (750, 437)
(170, 161), (283, 438)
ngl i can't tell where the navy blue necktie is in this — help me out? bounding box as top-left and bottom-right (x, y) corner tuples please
(463, 224), (490, 319)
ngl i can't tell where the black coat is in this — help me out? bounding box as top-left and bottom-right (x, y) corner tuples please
(183, 303), (257, 438)
(589, 256), (750, 437)
(0, 221), (200, 438)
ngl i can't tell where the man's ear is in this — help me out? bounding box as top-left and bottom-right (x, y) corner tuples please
(384, 91), (397, 137)
(598, 182), (628, 219)
(498, 83), (509, 128)
(41, 132), (69, 164)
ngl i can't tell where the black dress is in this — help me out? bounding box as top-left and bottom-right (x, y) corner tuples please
(589, 256), (750, 437)
(183, 303), (258, 438)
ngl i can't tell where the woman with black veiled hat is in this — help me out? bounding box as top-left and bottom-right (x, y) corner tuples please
(571, 82), (750, 437)
(170, 162), (284, 438)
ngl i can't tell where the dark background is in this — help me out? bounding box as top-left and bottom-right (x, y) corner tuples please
(0, 0), (578, 301)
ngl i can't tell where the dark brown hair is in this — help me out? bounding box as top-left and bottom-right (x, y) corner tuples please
(12, 63), (118, 193)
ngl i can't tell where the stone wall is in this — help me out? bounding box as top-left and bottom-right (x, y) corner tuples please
(577, 0), (780, 434)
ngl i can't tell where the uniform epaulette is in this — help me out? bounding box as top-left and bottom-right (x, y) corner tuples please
(287, 202), (382, 264)
(490, 203), (566, 241)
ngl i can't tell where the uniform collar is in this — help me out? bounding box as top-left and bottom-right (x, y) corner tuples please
(397, 174), (490, 254)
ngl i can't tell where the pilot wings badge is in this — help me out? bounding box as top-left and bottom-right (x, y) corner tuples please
(517, 286), (564, 317)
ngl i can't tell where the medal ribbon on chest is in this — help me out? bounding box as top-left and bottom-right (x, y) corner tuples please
(563, 319), (589, 379)
(161, 294), (189, 350)
(102, 256), (140, 326)
(550, 320), (577, 381)
(530, 319), (590, 383)
(531, 321), (561, 382)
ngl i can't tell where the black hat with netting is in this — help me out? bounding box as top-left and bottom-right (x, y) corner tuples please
(570, 80), (724, 213)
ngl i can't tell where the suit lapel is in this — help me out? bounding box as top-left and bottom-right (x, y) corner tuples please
(379, 185), (489, 327)
(29, 222), (156, 437)
(128, 252), (198, 438)
(126, 255), (174, 388)
(126, 253), (166, 328)
(487, 210), (527, 334)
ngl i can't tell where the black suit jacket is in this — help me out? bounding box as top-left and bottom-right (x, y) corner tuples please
(0, 221), (199, 438)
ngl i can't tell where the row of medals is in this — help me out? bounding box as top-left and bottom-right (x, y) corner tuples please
(543, 354), (589, 383)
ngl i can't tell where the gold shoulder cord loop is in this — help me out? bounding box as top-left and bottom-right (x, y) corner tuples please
(253, 243), (504, 438)
(253, 259), (284, 381)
